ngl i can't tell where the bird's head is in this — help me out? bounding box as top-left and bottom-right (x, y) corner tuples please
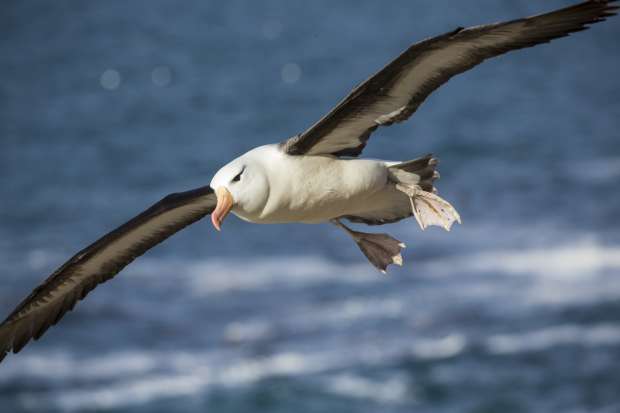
(209, 152), (269, 231)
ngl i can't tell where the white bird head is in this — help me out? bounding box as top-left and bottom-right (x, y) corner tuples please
(209, 148), (270, 230)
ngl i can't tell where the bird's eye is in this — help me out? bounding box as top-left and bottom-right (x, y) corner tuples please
(232, 168), (244, 182)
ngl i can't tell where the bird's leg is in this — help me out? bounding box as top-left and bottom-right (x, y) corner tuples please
(331, 219), (405, 274)
(395, 184), (461, 232)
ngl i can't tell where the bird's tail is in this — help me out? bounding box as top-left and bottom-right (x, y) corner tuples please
(388, 154), (439, 193)
(388, 154), (461, 231)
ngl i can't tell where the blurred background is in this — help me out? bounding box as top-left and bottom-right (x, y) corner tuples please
(1, 1), (619, 412)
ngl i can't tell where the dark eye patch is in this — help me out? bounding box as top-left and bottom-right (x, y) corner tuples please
(232, 167), (244, 182)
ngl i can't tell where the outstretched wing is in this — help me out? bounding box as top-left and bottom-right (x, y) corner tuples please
(0, 185), (217, 363)
(281, 0), (617, 157)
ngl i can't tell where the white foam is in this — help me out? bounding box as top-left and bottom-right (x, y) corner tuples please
(411, 334), (467, 360)
(7, 330), (470, 411)
(432, 239), (620, 280)
(1, 351), (158, 382)
(486, 323), (620, 355)
(326, 373), (411, 404)
(12, 349), (338, 411)
(130, 255), (378, 295)
(219, 352), (331, 385)
(223, 320), (273, 344)
(427, 239), (620, 305)
(33, 374), (209, 412)
(221, 297), (405, 343)
(298, 296), (403, 328)
(15, 321), (616, 411)
(38, 352), (333, 411)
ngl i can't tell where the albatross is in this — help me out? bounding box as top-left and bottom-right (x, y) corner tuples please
(0, 0), (616, 363)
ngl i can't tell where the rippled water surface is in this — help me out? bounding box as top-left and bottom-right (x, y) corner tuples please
(1, 1), (619, 412)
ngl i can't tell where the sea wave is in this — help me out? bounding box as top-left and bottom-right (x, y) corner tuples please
(325, 373), (411, 404)
(428, 239), (620, 279)
(4, 240), (620, 411)
(13, 350), (339, 411)
(128, 255), (379, 295)
(486, 323), (620, 355)
(426, 239), (620, 305)
(6, 320), (620, 411)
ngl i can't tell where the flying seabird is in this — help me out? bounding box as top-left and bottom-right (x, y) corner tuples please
(0, 0), (616, 363)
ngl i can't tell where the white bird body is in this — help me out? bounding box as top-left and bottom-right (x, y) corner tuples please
(211, 144), (394, 224)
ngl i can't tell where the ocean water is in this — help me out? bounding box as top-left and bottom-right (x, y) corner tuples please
(1, 1), (619, 412)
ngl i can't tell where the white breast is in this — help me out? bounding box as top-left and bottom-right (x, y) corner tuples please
(232, 145), (389, 224)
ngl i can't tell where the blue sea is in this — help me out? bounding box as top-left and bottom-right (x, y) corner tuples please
(1, 1), (619, 412)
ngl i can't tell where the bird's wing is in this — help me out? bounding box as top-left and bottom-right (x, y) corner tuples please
(281, 0), (617, 157)
(0, 185), (217, 363)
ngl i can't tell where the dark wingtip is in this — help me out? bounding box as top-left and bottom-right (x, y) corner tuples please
(450, 27), (465, 36)
(0, 324), (15, 364)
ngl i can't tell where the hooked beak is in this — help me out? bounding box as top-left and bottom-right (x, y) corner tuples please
(211, 186), (234, 231)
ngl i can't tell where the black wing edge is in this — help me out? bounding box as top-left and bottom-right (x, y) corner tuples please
(0, 185), (215, 363)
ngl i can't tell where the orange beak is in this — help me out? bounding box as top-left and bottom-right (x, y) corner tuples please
(211, 186), (234, 231)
